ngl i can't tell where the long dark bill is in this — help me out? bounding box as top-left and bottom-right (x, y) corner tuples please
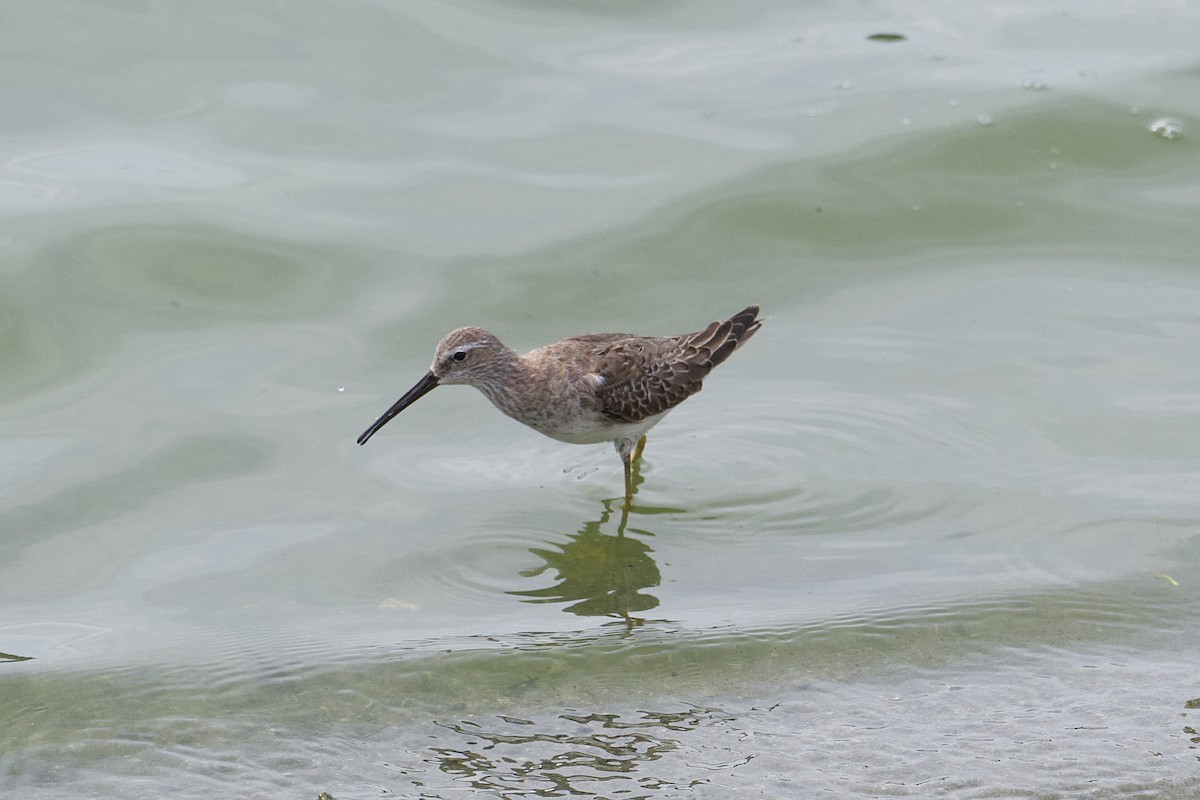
(356, 371), (440, 445)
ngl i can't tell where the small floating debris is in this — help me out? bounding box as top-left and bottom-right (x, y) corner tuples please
(867, 32), (907, 43)
(1154, 571), (1180, 586)
(1149, 117), (1184, 140)
(379, 598), (421, 610)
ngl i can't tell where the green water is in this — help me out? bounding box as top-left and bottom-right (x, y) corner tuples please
(3, 1), (1200, 797)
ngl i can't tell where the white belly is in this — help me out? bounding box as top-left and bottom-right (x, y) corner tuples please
(531, 412), (667, 446)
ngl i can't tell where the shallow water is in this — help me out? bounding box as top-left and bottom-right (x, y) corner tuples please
(3, 1), (1200, 798)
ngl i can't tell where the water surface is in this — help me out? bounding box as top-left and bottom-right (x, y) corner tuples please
(3, 1), (1200, 797)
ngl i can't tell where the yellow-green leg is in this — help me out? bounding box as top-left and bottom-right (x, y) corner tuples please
(622, 435), (647, 510)
(622, 454), (633, 510)
(619, 434), (648, 524)
(630, 434), (647, 464)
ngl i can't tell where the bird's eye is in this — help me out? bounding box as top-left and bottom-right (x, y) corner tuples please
(452, 350), (467, 362)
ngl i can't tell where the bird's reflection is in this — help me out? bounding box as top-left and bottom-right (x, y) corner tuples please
(510, 464), (683, 628)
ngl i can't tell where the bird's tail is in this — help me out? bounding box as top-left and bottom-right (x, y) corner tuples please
(705, 305), (762, 368)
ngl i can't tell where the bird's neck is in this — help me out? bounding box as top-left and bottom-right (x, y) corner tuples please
(473, 350), (534, 418)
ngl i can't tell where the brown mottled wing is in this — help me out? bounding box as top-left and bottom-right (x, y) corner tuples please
(590, 305), (761, 424)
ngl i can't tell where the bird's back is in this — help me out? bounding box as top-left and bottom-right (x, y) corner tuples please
(579, 305), (761, 425)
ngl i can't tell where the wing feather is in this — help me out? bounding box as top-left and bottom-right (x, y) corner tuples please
(592, 305), (762, 424)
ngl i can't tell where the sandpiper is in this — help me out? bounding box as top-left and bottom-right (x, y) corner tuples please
(357, 305), (762, 503)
